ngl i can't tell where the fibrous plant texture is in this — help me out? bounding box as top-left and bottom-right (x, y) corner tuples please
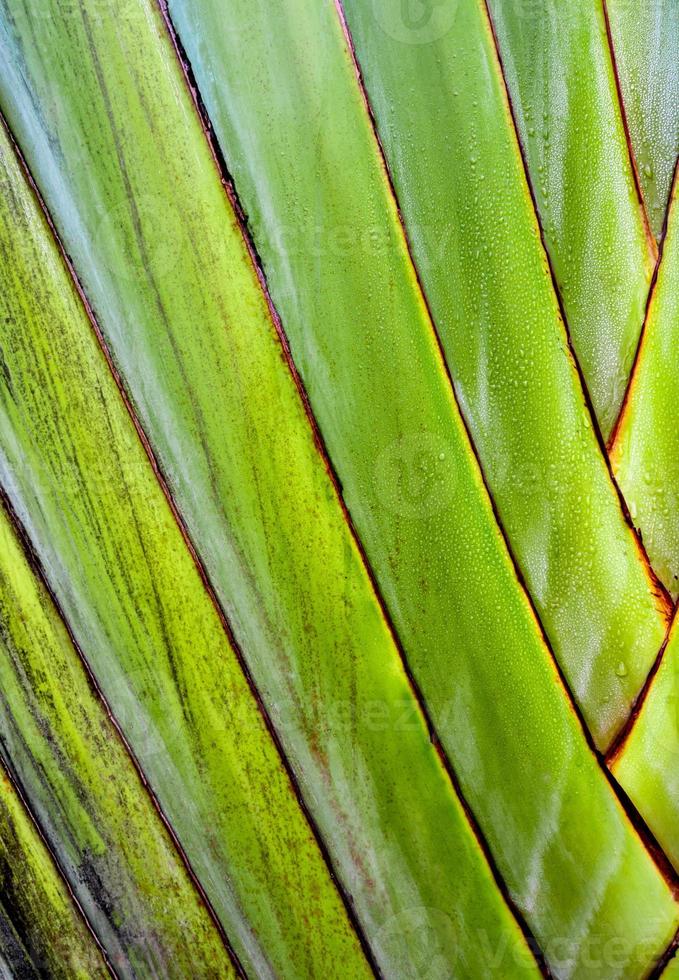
(0, 0), (677, 977)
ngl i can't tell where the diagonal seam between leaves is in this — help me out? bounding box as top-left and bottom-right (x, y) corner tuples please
(158, 0), (553, 972)
(480, 4), (679, 906)
(0, 894), (41, 975)
(608, 160), (679, 453)
(0, 113), (247, 980)
(4, 1), (673, 972)
(480, 0), (672, 627)
(479, 0), (679, 903)
(159, 0), (557, 971)
(601, 0), (658, 257)
(158, 1), (677, 941)
(606, 604), (676, 766)
(0, 689), (118, 979)
(605, 165), (679, 764)
(335, 0), (679, 919)
(1, 64), (381, 980)
(0, 482), (245, 979)
(649, 923), (679, 979)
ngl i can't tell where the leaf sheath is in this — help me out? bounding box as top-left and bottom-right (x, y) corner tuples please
(337, 0), (668, 749)
(486, 0), (656, 438)
(0, 2), (543, 974)
(0, 499), (237, 978)
(162, 0), (679, 972)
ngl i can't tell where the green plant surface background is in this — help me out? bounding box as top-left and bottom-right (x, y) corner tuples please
(0, 113), (369, 979)
(486, 0), (656, 438)
(0, 768), (109, 978)
(0, 0), (676, 977)
(605, 0), (679, 240)
(612, 182), (679, 598)
(0, 498), (237, 976)
(336, 0), (667, 750)
(610, 180), (679, 877)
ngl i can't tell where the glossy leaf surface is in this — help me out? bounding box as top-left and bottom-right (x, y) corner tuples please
(0, 3), (543, 976)
(0, 769), (108, 979)
(0, 116), (368, 979)
(487, 0), (656, 438)
(0, 0), (675, 974)
(165, 0), (679, 972)
(612, 607), (679, 873)
(606, 0), (679, 239)
(0, 502), (235, 978)
(337, 0), (668, 749)
(612, 180), (679, 596)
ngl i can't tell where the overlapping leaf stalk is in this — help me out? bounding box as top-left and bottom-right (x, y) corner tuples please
(0, 0), (677, 977)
